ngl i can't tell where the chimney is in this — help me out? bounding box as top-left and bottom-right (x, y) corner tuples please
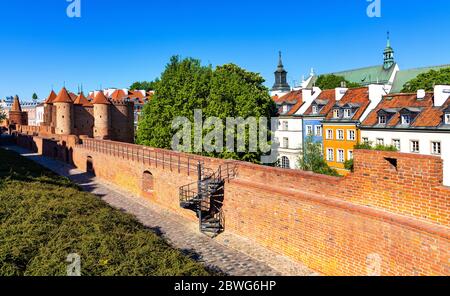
(335, 87), (348, 101)
(417, 89), (426, 100)
(434, 85), (450, 107)
(299, 87), (322, 114)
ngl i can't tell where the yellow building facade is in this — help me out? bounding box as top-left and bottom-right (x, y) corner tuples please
(322, 123), (361, 175)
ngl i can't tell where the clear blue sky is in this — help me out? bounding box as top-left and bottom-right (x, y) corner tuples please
(1, 0), (449, 100)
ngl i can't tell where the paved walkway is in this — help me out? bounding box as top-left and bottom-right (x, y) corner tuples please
(1, 145), (318, 276)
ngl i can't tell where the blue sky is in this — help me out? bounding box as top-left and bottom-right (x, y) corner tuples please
(1, 0), (449, 100)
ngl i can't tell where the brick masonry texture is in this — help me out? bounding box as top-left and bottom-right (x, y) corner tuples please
(9, 130), (450, 276)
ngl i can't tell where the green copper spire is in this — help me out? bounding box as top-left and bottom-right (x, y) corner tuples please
(383, 31), (395, 70)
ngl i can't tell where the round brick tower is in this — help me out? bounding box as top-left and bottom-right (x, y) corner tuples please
(43, 90), (57, 127)
(9, 95), (28, 126)
(53, 87), (74, 135)
(93, 91), (111, 139)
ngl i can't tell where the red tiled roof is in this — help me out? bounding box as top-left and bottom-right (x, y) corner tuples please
(53, 88), (73, 103)
(73, 92), (92, 107)
(362, 93), (434, 127)
(110, 89), (128, 100)
(275, 90), (304, 115)
(44, 90), (57, 104)
(69, 92), (77, 102)
(93, 91), (111, 105)
(325, 87), (370, 120)
(303, 89), (336, 116)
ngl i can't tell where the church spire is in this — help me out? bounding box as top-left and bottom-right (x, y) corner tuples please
(383, 31), (395, 70)
(272, 51), (291, 94)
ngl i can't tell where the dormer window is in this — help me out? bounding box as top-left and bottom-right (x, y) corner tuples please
(344, 109), (351, 118)
(378, 115), (386, 124)
(312, 105), (319, 114)
(333, 109), (340, 119)
(401, 114), (411, 125)
(445, 113), (450, 124)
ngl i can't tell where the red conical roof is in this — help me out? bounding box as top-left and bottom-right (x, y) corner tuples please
(11, 95), (22, 112)
(53, 87), (73, 103)
(44, 90), (57, 104)
(74, 92), (92, 106)
(93, 91), (111, 105)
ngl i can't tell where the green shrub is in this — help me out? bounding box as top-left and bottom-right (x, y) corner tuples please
(0, 148), (211, 276)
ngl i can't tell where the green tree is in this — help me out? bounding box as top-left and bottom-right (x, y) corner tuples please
(0, 105), (6, 122)
(298, 136), (340, 176)
(130, 80), (160, 91)
(137, 56), (276, 163)
(401, 67), (450, 92)
(32, 93), (38, 102)
(315, 74), (360, 90)
(137, 56), (212, 149)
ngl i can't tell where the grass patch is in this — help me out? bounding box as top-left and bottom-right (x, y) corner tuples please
(0, 148), (211, 276)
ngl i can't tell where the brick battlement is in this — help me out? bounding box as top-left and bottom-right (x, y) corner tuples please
(7, 131), (450, 275)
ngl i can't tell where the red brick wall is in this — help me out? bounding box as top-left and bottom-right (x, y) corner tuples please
(10, 135), (450, 275)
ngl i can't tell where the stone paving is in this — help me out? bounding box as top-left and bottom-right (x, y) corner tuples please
(1, 145), (318, 276)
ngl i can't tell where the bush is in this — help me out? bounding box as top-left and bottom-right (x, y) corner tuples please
(355, 142), (398, 152)
(0, 148), (211, 276)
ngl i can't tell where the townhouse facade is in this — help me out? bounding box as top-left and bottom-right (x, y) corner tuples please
(360, 85), (450, 186)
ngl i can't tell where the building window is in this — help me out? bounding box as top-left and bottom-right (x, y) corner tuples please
(281, 156), (290, 169)
(312, 105), (319, 114)
(337, 129), (344, 140)
(315, 125), (322, 137)
(392, 139), (401, 150)
(282, 105), (289, 113)
(376, 138), (384, 146)
(306, 125), (313, 136)
(326, 129), (333, 140)
(431, 141), (441, 155)
(327, 148), (334, 161)
(401, 114), (411, 125)
(445, 114), (450, 124)
(333, 109), (340, 118)
(282, 121), (289, 131)
(283, 137), (289, 149)
(344, 109), (351, 118)
(362, 137), (369, 144)
(378, 115), (386, 124)
(347, 130), (356, 141)
(348, 150), (354, 160)
(337, 149), (345, 163)
(410, 140), (420, 153)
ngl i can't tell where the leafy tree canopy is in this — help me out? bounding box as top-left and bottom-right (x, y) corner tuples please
(401, 67), (450, 92)
(129, 80), (160, 92)
(0, 105), (5, 122)
(137, 56), (276, 163)
(298, 136), (340, 177)
(32, 93), (38, 101)
(315, 74), (360, 90)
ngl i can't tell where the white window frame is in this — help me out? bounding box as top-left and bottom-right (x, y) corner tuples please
(326, 129), (333, 140)
(283, 137), (289, 149)
(348, 150), (354, 160)
(362, 137), (369, 144)
(410, 140), (420, 153)
(401, 114), (411, 125)
(282, 121), (289, 131)
(306, 125), (313, 136)
(315, 125), (322, 137)
(344, 109), (351, 118)
(333, 109), (340, 119)
(337, 129), (344, 140)
(281, 156), (290, 169)
(431, 141), (441, 155)
(378, 115), (386, 124)
(312, 105), (319, 114)
(376, 138), (384, 146)
(347, 130), (356, 141)
(392, 139), (401, 151)
(327, 148), (334, 161)
(445, 113), (450, 124)
(337, 149), (345, 163)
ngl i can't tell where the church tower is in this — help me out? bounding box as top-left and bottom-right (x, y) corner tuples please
(383, 32), (395, 70)
(271, 51), (291, 96)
